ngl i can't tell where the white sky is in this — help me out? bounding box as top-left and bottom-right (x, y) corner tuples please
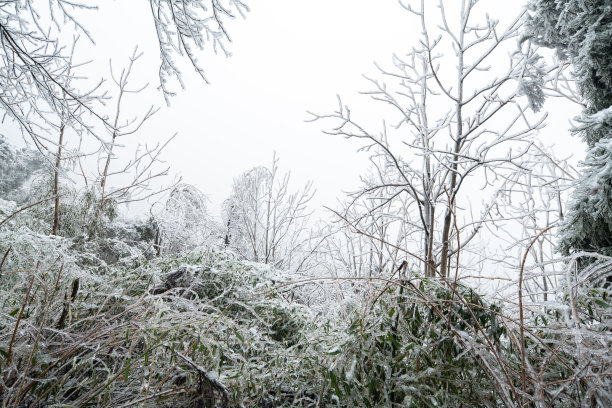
(106, 0), (430, 215)
(4, 0), (583, 218)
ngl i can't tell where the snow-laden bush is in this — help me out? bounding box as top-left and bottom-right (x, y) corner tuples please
(0, 222), (333, 407)
(0, 136), (44, 197)
(323, 276), (508, 407)
(318, 253), (612, 407)
(153, 184), (220, 255)
(514, 253), (612, 407)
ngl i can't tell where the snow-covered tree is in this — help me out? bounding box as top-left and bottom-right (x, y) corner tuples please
(0, 1), (249, 141)
(223, 157), (314, 270)
(322, 165), (413, 279)
(155, 183), (217, 253)
(527, 0), (612, 258)
(312, 0), (548, 278)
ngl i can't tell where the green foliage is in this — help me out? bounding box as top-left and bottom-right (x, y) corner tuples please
(2, 190), (611, 406)
(0, 215), (327, 407)
(325, 279), (508, 407)
(8, 173), (118, 241)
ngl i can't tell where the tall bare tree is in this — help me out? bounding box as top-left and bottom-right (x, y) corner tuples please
(87, 49), (175, 237)
(223, 155), (314, 270)
(312, 0), (549, 278)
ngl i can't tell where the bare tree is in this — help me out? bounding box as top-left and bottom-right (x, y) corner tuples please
(311, 0), (549, 278)
(223, 155), (314, 270)
(51, 42), (103, 236)
(324, 169), (414, 279)
(0, 2), (103, 150)
(1, 1), (247, 236)
(86, 49), (175, 237)
(478, 143), (577, 296)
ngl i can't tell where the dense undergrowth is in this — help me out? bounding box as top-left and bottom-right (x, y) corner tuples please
(0, 184), (611, 407)
(0, 196), (326, 407)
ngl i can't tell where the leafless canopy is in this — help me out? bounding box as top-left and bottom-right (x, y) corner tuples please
(311, 0), (557, 278)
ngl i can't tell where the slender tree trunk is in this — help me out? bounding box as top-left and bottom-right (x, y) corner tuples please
(418, 1), (435, 277)
(439, 1), (466, 277)
(92, 86), (124, 234)
(52, 124), (65, 236)
(425, 205), (436, 277)
(264, 182), (272, 263)
(96, 132), (116, 216)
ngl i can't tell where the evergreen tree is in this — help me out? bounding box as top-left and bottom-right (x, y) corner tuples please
(527, 0), (612, 257)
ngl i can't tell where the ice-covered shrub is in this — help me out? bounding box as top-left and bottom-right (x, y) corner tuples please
(513, 253), (612, 407)
(0, 222), (329, 407)
(324, 277), (508, 407)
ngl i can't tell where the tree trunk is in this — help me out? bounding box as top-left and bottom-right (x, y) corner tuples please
(52, 124), (65, 236)
(439, 4), (466, 278)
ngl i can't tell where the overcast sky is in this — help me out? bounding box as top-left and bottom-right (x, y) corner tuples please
(96, 0), (430, 216)
(5, 0), (583, 218)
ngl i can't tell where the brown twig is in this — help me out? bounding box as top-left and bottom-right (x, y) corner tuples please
(0, 245), (11, 274)
(519, 225), (555, 406)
